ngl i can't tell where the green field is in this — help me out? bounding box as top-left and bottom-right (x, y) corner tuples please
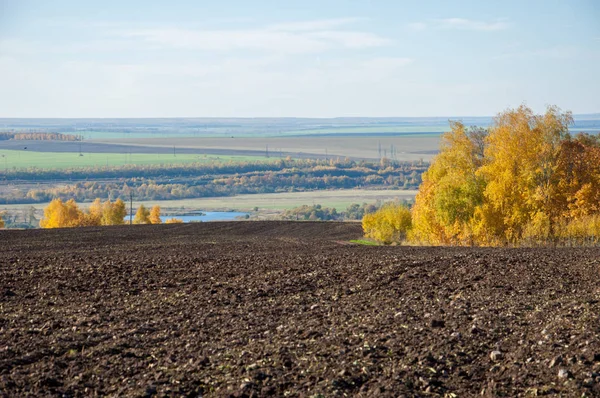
(0, 150), (268, 170)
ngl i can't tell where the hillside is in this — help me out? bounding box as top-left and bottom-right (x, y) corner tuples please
(1, 222), (599, 396)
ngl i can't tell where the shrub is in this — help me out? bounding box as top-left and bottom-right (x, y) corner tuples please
(362, 202), (412, 244)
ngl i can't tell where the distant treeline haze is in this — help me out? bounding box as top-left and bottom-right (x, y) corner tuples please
(0, 132), (83, 141)
(3, 158), (425, 204)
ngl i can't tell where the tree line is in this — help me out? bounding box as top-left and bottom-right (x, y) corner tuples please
(39, 198), (183, 228)
(1, 157), (425, 182)
(0, 132), (83, 141)
(281, 201), (410, 221)
(363, 105), (600, 246)
(3, 159), (425, 205)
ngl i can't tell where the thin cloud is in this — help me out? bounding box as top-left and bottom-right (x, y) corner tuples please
(494, 45), (581, 60)
(267, 18), (362, 32)
(408, 18), (510, 32)
(407, 22), (427, 31)
(438, 18), (510, 31)
(115, 19), (392, 54)
(362, 57), (414, 69)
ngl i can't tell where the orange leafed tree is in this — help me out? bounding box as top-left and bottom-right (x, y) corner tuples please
(477, 105), (572, 244)
(101, 199), (127, 226)
(410, 121), (487, 245)
(366, 104), (600, 246)
(41, 198), (129, 228)
(40, 198), (83, 228)
(149, 206), (162, 224)
(133, 205), (151, 224)
(79, 198), (103, 226)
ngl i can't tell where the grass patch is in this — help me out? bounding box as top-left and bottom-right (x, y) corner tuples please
(349, 239), (380, 246)
(0, 150), (268, 170)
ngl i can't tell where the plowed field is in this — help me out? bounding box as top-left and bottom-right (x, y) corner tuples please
(1, 222), (599, 397)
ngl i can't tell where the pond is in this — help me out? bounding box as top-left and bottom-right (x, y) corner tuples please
(160, 211), (248, 223)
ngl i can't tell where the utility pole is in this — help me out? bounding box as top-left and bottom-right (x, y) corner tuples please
(266, 145), (269, 158)
(129, 192), (133, 225)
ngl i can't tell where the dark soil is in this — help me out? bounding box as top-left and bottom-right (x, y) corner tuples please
(1, 222), (599, 397)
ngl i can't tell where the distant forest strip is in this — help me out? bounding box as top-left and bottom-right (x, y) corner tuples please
(0, 132), (83, 141)
(1, 158), (426, 204)
(279, 201), (410, 221)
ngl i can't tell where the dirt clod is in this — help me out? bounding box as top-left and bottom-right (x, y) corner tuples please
(490, 351), (503, 362)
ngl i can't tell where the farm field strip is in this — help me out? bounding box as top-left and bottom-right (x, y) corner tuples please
(90, 135), (442, 161)
(0, 149), (268, 170)
(1, 222), (599, 396)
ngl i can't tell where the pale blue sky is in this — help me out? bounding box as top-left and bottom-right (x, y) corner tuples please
(1, 0), (598, 117)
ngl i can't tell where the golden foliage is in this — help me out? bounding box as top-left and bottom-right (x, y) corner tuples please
(133, 205), (151, 224)
(39, 199), (83, 228)
(165, 218), (184, 224)
(362, 202), (412, 244)
(149, 206), (162, 224)
(365, 105), (600, 246)
(0, 212), (5, 229)
(410, 122), (486, 245)
(101, 199), (127, 226)
(477, 105), (572, 244)
(40, 198), (131, 228)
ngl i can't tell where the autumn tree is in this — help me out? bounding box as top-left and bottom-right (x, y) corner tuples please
(553, 134), (600, 219)
(0, 212), (5, 228)
(362, 202), (412, 244)
(40, 198), (83, 228)
(101, 199), (127, 225)
(477, 105), (572, 244)
(79, 198), (103, 226)
(149, 206), (162, 224)
(165, 218), (184, 224)
(133, 204), (151, 224)
(410, 122), (487, 245)
(368, 104), (598, 246)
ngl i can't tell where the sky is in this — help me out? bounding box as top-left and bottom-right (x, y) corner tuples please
(0, 0), (599, 118)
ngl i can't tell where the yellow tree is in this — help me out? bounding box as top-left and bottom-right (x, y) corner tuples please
(478, 105), (572, 243)
(363, 202), (412, 244)
(101, 199), (127, 225)
(0, 212), (5, 228)
(410, 122), (487, 245)
(112, 199), (127, 225)
(133, 204), (151, 224)
(40, 198), (83, 228)
(79, 198), (103, 226)
(40, 198), (66, 228)
(149, 205), (162, 224)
